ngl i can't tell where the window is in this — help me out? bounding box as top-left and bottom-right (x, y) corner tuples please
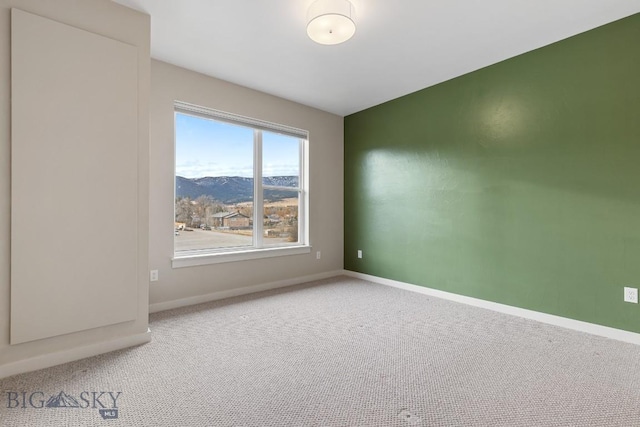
(173, 101), (309, 267)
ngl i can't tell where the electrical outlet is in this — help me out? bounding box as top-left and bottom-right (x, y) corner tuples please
(150, 270), (159, 282)
(624, 287), (638, 304)
(357, 250), (363, 259)
(316, 251), (321, 260)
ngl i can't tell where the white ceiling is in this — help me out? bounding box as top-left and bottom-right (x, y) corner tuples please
(113, 0), (640, 116)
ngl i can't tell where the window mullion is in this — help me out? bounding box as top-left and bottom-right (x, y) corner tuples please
(254, 130), (264, 248)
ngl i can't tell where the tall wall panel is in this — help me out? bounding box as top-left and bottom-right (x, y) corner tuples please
(11, 9), (139, 344)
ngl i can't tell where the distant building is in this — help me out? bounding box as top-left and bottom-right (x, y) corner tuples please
(212, 211), (251, 229)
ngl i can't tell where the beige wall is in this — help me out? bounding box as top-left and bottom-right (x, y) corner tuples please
(149, 60), (344, 306)
(0, 0), (149, 370)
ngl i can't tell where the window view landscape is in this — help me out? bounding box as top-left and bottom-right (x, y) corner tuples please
(175, 111), (303, 254)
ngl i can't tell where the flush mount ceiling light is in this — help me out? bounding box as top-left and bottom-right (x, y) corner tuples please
(307, 0), (356, 45)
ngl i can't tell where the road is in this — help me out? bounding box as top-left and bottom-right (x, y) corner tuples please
(175, 228), (289, 252)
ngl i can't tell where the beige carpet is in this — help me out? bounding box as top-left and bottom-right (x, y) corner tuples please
(1, 276), (640, 426)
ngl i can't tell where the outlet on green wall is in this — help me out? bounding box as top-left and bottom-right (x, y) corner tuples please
(344, 14), (640, 333)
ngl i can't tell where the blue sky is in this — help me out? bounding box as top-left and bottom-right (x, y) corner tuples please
(175, 113), (300, 178)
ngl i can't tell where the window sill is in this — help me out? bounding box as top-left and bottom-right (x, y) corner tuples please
(172, 245), (311, 268)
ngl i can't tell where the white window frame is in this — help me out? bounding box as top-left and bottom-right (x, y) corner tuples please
(172, 101), (310, 268)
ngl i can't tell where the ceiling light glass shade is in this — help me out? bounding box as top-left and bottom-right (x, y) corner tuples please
(307, 0), (356, 45)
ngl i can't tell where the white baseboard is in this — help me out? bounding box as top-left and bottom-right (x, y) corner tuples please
(343, 270), (640, 346)
(0, 329), (152, 379)
(149, 270), (344, 314)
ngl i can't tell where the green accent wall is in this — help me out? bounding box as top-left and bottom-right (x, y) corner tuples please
(344, 14), (640, 333)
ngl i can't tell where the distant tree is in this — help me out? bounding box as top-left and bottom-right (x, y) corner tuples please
(287, 222), (298, 242)
(194, 195), (222, 226)
(175, 197), (194, 226)
(195, 195), (215, 208)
